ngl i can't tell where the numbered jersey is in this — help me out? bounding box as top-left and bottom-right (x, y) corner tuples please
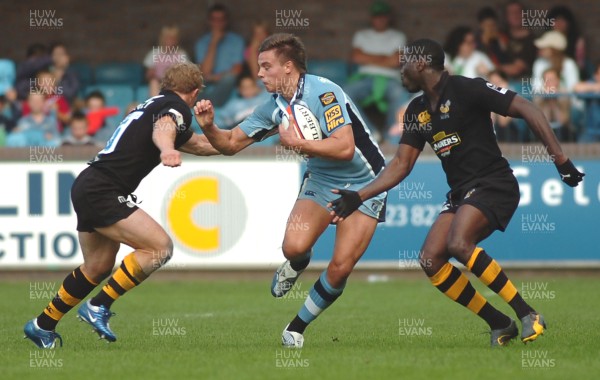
(89, 90), (193, 193)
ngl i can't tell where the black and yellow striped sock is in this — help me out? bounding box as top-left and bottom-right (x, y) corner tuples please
(90, 253), (149, 309)
(466, 247), (534, 319)
(37, 266), (98, 331)
(430, 262), (511, 329)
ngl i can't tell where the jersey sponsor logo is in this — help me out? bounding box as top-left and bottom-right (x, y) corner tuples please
(431, 131), (461, 157)
(324, 104), (345, 131)
(417, 110), (431, 125)
(319, 92), (337, 106)
(486, 82), (508, 94)
(439, 100), (451, 120)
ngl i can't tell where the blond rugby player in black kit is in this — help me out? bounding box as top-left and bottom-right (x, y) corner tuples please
(24, 62), (219, 348)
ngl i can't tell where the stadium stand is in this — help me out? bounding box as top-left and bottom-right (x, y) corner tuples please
(94, 62), (144, 87)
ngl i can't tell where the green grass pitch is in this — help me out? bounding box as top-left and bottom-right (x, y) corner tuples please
(2, 272), (598, 380)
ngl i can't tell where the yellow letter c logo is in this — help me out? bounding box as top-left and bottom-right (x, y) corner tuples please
(167, 177), (219, 251)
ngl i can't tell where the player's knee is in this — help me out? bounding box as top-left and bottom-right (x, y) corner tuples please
(418, 250), (442, 277)
(281, 240), (311, 260)
(327, 260), (354, 285)
(161, 237), (174, 261)
(149, 236), (174, 267)
(446, 237), (472, 263)
(418, 250), (433, 271)
(82, 261), (114, 282)
(157, 235), (174, 254)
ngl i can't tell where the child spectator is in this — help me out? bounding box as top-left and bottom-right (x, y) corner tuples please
(21, 70), (71, 131)
(533, 68), (573, 141)
(62, 111), (98, 146)
(144, 25), (189, 97)
(214, 74), (270, 129)
(85, 90), (119, 136)
(6, 92), (60, 147)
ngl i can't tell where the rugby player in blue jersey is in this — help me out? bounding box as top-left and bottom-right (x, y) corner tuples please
(195, 33), (387, 348)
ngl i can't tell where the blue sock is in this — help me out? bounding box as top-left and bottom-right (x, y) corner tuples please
(288, 270), (346, 334)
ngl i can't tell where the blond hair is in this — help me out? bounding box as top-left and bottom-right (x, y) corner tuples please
(161, 62), (204, 94)
(159, 25), (180, 46)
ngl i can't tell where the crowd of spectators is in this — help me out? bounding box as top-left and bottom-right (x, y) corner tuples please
(389, 1), (599, 142)
(1, 1), (599, 149)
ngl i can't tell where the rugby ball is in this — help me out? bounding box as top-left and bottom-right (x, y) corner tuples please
(282, 103), (323, 141)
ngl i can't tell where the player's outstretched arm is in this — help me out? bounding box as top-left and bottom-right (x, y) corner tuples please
(507, 95), (585, 187)
(328, 143), (421, 223)
(194, 99), (254, 155)
(153, 115), (181, 167)
(178, 133), (221, 156)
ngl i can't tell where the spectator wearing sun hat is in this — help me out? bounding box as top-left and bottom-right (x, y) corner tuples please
(532, 30), (580, 94)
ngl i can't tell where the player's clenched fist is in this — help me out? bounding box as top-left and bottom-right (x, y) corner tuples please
(278, 114), (301, 147)
(194, 100), (215, 129)
(160, 149), (181, 167)
(555, 158), (585, 187)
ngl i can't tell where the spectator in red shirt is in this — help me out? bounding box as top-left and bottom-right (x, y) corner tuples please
(84, 90), (119, 136)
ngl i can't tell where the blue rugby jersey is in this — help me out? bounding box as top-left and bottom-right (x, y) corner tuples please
(239, 74), (385, 184)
